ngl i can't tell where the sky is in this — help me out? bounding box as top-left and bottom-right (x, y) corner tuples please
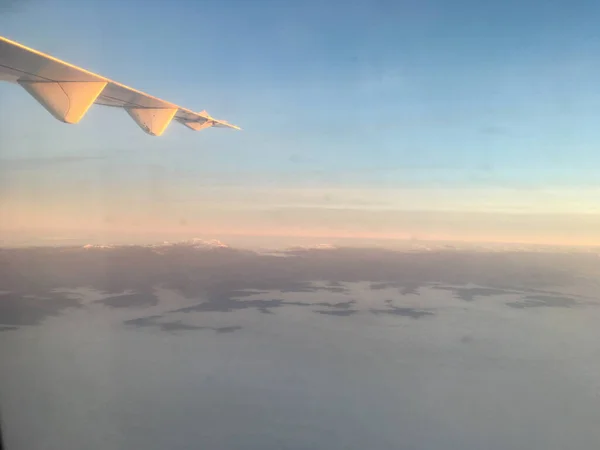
(3, 0), (600, 246)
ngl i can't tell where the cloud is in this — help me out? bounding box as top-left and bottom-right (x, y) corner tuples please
(370, 281), (423, 295)
(1, 245), (597, 331)
(370, 306), (434, 319)
(95, 292), (159, 308)
(315, 309), (358, 316)
(124, 315), (242, 334)
(0, 156), (105, 171)
(314, 300), (355, 309)
(168, 280), (355, 316)
(2, 245), (592, 297)
(433, 286), (514, 302)
(213, 326), (243, 333)
(123, 315), (164, 326)
(156, 321), (208, 332)
(507, 295), (577, 309)
(172, 296), (319, 315)
(0, 292), (81, 326)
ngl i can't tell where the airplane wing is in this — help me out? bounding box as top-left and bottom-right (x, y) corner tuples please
(0, 36), (240, 136)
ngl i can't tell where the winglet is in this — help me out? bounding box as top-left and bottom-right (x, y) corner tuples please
(198, 110), (241, 130)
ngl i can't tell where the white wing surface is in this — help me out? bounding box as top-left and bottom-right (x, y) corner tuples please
(0, 36), (240, 136)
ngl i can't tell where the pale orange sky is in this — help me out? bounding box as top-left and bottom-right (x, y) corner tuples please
(3, 168), (600, 247)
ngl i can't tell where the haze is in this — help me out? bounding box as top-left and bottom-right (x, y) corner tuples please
(2, 243), (600, 449)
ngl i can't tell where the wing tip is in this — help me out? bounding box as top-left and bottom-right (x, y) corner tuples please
(199, 110), (241, 130)
(221, 123), (242, 131)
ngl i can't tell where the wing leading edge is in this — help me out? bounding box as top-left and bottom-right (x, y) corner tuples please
(0, 36), (240, 136)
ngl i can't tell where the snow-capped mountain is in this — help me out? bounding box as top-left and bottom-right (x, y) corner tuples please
(147, 238), (229, 249)
(286, 243), (337, 251)
(82, 244), (117, 250)
(82, 239), (229, 251)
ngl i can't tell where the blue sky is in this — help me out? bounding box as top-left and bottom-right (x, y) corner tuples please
(2, 0), (600, 245)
